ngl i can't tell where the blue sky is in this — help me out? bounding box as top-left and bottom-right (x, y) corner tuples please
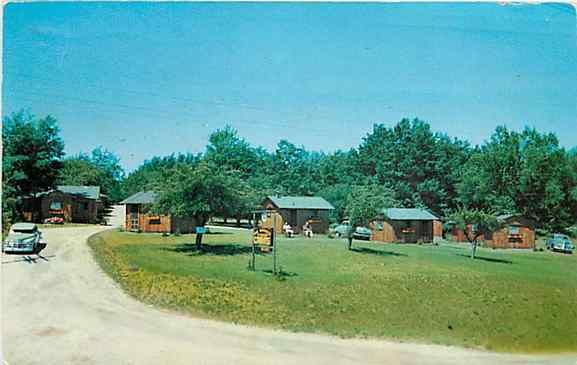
(3, 2), (577, 171)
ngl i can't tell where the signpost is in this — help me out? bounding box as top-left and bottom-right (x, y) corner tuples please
(248, 210), (279, 276)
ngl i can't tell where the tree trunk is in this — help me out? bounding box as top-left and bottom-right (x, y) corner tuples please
(236, 215), (241, 227)
(347, 225), (355, 250)
(223, 216), (227, 224)
(471, 240), (477, 259)
(195, 231), (203, 250)
(195, 215), (207, 251)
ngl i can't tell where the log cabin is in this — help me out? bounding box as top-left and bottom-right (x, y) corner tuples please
(261, 196), (334, 234)
(449, 214), (535, 249)
(371, 208), (442, 243)
(120, 191), (196, 233)
(22, 185), (103, 223)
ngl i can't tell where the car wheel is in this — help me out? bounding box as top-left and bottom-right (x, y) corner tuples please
(335, 232), (341, 238)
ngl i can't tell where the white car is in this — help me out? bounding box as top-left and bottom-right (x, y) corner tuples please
(3, 223), (46, 254)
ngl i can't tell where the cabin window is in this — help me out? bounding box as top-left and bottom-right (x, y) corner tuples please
(509, 226), (520, 235)
(149, 218), (161, 225)
(50, 201), (62, 210)
(375, 221), (384, 231)
(80, 202), (89, 210)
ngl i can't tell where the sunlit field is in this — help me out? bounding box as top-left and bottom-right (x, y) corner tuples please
(89, 228), (577, 353)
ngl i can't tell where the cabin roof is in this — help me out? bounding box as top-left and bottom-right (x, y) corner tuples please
(120, 191), (158, 205)
(266, 196), (334, 210)
(37, 185), (101, 200)
(382, 208), (438, 221)
(57, 185), (101, 200)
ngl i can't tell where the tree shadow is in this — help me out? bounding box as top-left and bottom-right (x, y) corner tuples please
(350, 247), (408, 257)
(163, 243), (252, 256)
(261, 269), (299, 278)
(456, 253), (513, 264)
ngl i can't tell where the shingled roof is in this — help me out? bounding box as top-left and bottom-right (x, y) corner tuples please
(57, 185), (101, 200)
(120, 191), (158, 205)
(266, 196), (334, 210)
(382, 208), (438, 221)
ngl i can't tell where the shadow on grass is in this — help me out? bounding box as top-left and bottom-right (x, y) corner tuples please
(163, 243), (252, 256)
(261, 269), (299, 278)
(350, 247), (408, 257)
(456, 253), (513, 264)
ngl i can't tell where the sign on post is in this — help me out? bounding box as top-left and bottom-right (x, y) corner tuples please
(253, 227), (273, 251)
(196, 226), (206, 234)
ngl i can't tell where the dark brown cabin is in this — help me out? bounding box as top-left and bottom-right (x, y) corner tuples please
(261, 196), (334, 234)
(22, 185), (103, 223)
(371, 208), (442, 243)
(120, 191), (196, 233)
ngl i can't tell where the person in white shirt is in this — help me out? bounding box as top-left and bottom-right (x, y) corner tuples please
(283, 222), (294, 238)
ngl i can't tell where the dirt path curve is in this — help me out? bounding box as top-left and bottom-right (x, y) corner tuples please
(2, 225), (576, 365)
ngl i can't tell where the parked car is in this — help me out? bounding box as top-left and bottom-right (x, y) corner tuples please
(329, 222), (372, 240)
(2, 223), (45, 254)
(546, 233), (574, 254)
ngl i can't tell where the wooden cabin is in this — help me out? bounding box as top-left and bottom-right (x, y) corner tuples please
(371, 208), (441, 243)
(261, 196), (334, 234)
(120, 191), (196, 233)
(22, 185), (103, 223)
(450, 214), (535, 249)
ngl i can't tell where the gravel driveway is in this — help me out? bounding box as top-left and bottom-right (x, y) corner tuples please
(2, 223), (576, 365)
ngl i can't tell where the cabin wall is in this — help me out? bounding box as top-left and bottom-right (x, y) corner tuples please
(124, 203), (197, 233)
(433, 220), (443, 238)
(486, 225), (535, 249)
(370, 221), (397, 242)
(371, 220), (434, 243)
(450, 218), (535, 249)
(260, 199), (331, 234)
(22, 192), (99, 223)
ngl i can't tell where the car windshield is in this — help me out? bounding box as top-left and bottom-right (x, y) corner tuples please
(12, 229), (36, 234)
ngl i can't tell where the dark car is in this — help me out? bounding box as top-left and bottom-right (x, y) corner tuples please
(546, 233), (574, 254)
(2, 223), (46, 254)
(329, 222), (372, 240)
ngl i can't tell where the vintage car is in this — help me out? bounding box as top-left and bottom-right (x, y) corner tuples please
(2, 223), (46, 254)
(546, 233), (574, 254)
(329, 222), (372, 240)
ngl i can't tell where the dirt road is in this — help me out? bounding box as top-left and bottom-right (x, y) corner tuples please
(2, 225), (576, 365)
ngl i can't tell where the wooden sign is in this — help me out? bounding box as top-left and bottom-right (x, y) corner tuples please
(253, 228), (273, 246)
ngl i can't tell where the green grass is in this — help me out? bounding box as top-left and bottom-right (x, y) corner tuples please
(88, 228), (577, 353)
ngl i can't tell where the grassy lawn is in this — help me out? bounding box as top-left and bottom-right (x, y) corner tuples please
(88, 228), (577, 353)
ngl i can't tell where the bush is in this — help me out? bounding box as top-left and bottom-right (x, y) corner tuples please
(566, 225), (577, 238)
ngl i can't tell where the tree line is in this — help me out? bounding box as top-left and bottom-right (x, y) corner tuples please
(3, 110), (577, 235)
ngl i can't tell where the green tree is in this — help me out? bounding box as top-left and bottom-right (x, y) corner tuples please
(89, 147), (125, 201)
(449, 208), (499, 259)
(205, 126), (258, 179)
(457, 126), (577, 231)
(358, 118), (470, 215)
(59, 157), (104, 187)
(344, 185), (398, 250)
(58, 147), (125, 202)
(271, 140), (322, 195)
(152, 162), (245, 249)
(2, 111), (64, 224)
(318, 183), (354, 223)
(120, 153), (200, 199)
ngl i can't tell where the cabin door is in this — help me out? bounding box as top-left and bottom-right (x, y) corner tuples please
(130, 205), (139, 230)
